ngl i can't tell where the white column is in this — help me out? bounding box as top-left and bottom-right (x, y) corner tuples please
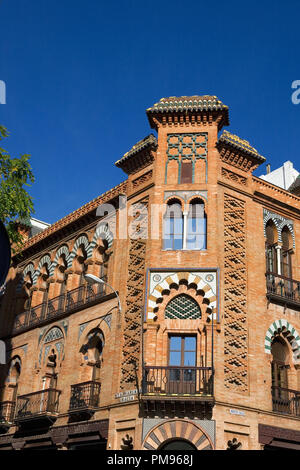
(182, 211), (188, 250)
(275, 245), (282, 275)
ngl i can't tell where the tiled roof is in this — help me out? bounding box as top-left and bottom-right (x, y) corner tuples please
(115, 134), (157, 174)
(218, 130), (266, 162)
(115, 134), (157, 167)
(146, 95), (228, 114)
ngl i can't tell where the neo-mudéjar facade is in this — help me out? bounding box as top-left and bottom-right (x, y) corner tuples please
(0, 95), (300, 450)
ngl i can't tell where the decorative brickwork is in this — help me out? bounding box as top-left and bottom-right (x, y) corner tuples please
(223, 194), (248, 392)
(147, 270), (217, 321)
(1, 95), (300, 451)
(165, 133), (208, 183)
(132, 170), (153, 189)
(120, 198), (149, 389)
(20, 180), (127, 252)
(221, 168), (247, 187)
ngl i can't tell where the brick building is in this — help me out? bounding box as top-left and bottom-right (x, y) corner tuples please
(0, 95), (299, 450)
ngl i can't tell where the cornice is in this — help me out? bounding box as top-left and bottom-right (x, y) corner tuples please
(13, 180), (128, 262)
(146, 95), (229, 130)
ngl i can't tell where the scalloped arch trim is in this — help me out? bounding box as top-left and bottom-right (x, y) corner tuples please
(147, 272), (216, 320)
(142, 419), (213, 450)
(264, 319), (300, 362)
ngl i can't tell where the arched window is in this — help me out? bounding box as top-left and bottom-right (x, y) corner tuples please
(44, 326), (64, 343)
(281, 226), (293, 278)
(163, 200), (184, 250)
(271, 337), (290, 412)
(7, 356), (22, 405)
(186, 199), (206, 250)
(265, 220), (277, 273)
(39, 327), (64, 389)
(80, 329), (104, 381)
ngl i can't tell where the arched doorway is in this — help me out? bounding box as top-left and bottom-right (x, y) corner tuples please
(142, 419), (213, 450)
(159, 439), (197, 450)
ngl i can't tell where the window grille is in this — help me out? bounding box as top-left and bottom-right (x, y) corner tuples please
(165, 294), (201, 319)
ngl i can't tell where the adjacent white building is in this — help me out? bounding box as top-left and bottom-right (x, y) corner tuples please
(259, 161), (299, 190)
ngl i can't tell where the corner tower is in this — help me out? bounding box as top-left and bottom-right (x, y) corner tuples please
(146, 95), (229, 187)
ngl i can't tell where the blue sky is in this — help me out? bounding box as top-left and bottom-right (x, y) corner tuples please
(0, 0), (299, 224)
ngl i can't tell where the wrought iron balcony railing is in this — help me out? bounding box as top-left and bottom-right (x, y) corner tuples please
(0, 401), (15, 425)
(266, 272), (300, 307)
(142, 366), (214, 398)
(13, 279), (107, 334)
(15, 389), (61, 422)
(272, 386), (300, 416)
(69, 381), (101, 412)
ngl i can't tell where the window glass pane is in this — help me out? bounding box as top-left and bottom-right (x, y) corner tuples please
(198, 218), (206, 232)
(164, 217), (171, 235)
(184, 336), (196, 351)
(202, 234), (207, 250)
(169, 351), (181, 366)
(184, 351), (196, 366)
(186, 238), (196, 250)
(186, 210), (206, 251)
(174, 217), (183, 234)
(170, 336), (181, 350)
(163, 237), (173, 250)
(173, 237), (183, 250)
(187, 217), (206, 234)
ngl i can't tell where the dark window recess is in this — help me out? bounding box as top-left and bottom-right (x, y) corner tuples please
(180, 161), (193, 184)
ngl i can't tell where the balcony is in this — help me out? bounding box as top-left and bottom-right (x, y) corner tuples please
(15, 389), (61, 424)
(142, 366), (214, 415)
(266, 272), (300, 309)
(13, 280), (108, 335)
(272, 386), (300, 417)
(68, 381), (101, 420)
(0, 401), (15, 431)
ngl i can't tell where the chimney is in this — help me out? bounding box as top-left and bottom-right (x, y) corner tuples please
(266, 164), (271, 174)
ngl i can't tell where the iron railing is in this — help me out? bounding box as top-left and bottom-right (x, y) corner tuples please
(143, 366), (214, 397)
(69, 381), (101, 411)
(15, 389), (61, 421)
(0, 401), (15, 424)
(266, 272), (300, 305)
(272, 386), (300, 416)
(13, 279), (107, 334)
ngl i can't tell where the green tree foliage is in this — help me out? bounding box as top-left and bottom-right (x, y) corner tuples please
(0, 125), (35, 249)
